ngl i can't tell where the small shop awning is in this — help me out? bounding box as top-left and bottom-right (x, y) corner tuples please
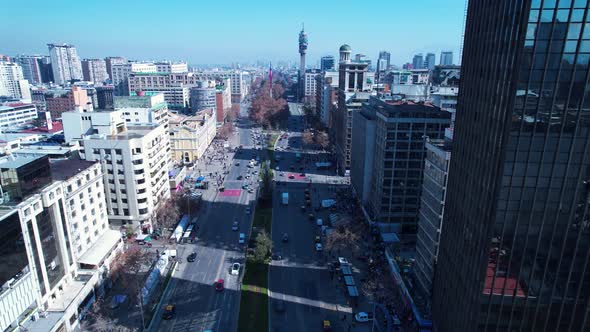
(78, 229), (122, 266)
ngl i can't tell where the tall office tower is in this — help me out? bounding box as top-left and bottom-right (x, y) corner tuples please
(47, 43), (83, 85)
(298, 25), (308, 101)
(440, 51), (453, 66)
(38, 55), (54, 83)
(105, 56), (126, 80)
(81, 58), (109, 84)
(14, 55), (44, 84)
(433, 1), (590, 331)
(424, 52), (436, 70)
(412, 53), (424, 69)
(376, 51), (391, 82)
(320, 56), (335, 71)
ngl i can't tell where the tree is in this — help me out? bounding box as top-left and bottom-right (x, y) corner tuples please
(253, 230), (273, 263)
(79, 301), (116, 332)
(315, 130), (330, 149)
(110, 247), (149, 304)
(216, 122), (234, 139)
(325, 226), (360, 255)
(260, 161), (273, 200)
(302, 131), (314, 146)
(153, 195), (181, 231)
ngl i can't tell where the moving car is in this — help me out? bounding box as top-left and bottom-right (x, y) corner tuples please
(231, 263), (241, 275)
(214, 279), (225, 291)
(239, 233), (245, 244)
(288, 174), (295, 179)
(162, 305), (176, 320)
(248, 188), (254, 193)
(315, 243), (323, 251)
(282, 233), (289, 242)
(271, 252), (282, 260)
(245, 207), (251, 214)
(235, 162), (240, 166)
(232, 221), (239, 231)
(355, 312), (374, 322)
(242, 184), (249, 189)
(237, 175), (243, 180)
(187, 252), (197, 262)
(322, 320), (332, 331)
(316, 218), (323, 226)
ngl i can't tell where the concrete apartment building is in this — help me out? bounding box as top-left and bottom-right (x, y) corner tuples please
(430, 86), (459, 122)
(47, 44), (83, 85)
(414, 139), (452, 298)
(191, 69), (250, 103)
(81, 59), (109, 84)
(111, 62), (157, 96)
(155, 61), (188, 73)
(13, 55), (45, 85)
(350, 106), (376, 205)
(62, 93), (171, 231)
(0, 103), (38, 129)
(303, 69), (321, 103)
(0, 61), (30, 100)
(315, 71), (338, 127)
(104, 56), (126, 80)
(45, 86), (90, 120)
(0, 155), (123, 332)
(353, 96), (451, 241)
(168, 109), (217, 163)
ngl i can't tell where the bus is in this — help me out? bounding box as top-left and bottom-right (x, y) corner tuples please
(296, 153), (302, 162)
(181, 231), (192, 244)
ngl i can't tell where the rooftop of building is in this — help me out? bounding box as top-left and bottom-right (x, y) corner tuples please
(0, 103), (36, 111)
(169, 110), (213, 129)
(0, 154), (47, 169)
(20, 122), (64, 134)
(110, 124), (160, 140)
(426, 138), (453, 152)
(49, 159), (96, 181)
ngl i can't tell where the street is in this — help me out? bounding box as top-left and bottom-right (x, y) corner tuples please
(268, 103), (371, 332)
(150, 102), (261, 332)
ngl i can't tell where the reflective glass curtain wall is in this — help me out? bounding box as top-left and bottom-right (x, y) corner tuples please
(433, 0), (590, 331)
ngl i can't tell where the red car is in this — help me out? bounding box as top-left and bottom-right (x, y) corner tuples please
(214, 279), (225, 291)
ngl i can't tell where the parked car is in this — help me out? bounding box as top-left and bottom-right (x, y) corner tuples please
(187, 252), (197, 262)
(272, 252), (283, 260)
(315, 243), (323, 251)
(231, 263), (241, 275)
(214, 279), (225, 291)
(237, 175), (243, 180)
(162, 305), (176, 320)
(355, 312), (374, 322)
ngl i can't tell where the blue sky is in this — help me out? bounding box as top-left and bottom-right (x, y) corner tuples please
(1, 0), (466, 66)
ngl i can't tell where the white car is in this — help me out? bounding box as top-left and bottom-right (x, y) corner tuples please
(316, 218), (323, 226)
(232, 221), (239, 231)
(231, 263), (241, 275)
(315, 243), (323, 251)
(355, 312), (374, 322)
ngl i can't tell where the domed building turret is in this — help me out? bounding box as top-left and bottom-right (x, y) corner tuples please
(339, 44), (351, 63)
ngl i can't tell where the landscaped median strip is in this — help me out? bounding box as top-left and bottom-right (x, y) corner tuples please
(237, 178), (273, 331)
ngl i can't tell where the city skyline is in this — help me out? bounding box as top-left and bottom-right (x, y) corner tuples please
(0, 0), (465, 66)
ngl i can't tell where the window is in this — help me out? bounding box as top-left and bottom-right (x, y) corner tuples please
(67, 185), (72, 192)
(119, 179), (125, 185)
(79, 193), (84, 200)
(115, 149), (122, 155)
(69, 199), (75, 206)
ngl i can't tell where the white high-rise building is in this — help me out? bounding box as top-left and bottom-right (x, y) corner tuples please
(62, 93), (171, 230)
(155, 62), (188, 73)
(0, 155), (123, 332)
(47, 44), (83, 85)
(191, 69), (250, 102)
(111, 62), (158, 96)
(81, 58), (109, 84)
(0, 61), (29, 99)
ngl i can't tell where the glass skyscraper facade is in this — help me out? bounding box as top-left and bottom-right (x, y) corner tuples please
(433, 0), (590, 331)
